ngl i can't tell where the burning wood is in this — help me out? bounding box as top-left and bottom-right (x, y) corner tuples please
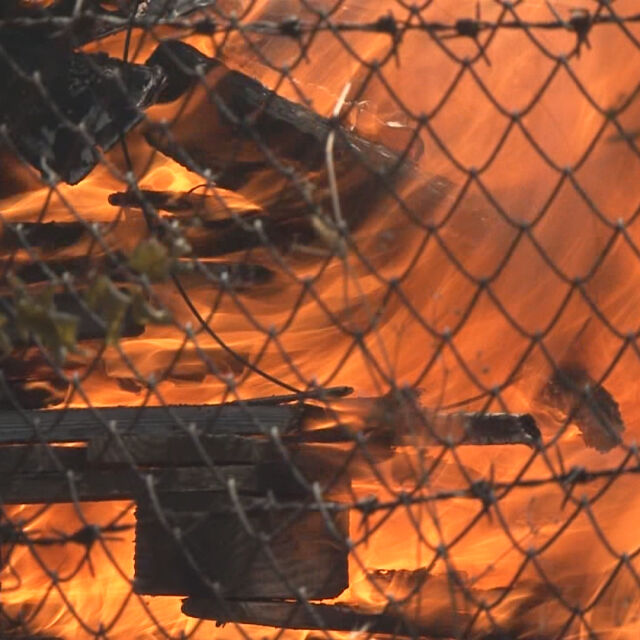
(329, 390), (543, 449)
(1, 462), (308, 504)
(1, 254), (276, 289)
(108, 189), (253, 216)
(540, 365), (624, 452)
(0, 290), (144, 346)
(0, 403), (304, 445)
(134, 491), (349, 599)
(143, 40), (443, 239)
(181, 598), (460, 638)
(0, 221), (86, 254)
(0, 38), (165, 183)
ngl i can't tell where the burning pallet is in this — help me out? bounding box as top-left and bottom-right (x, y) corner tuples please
(0, 391), (542, 634)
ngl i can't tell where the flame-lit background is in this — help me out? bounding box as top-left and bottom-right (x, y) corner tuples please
(2, 0), (640, 638)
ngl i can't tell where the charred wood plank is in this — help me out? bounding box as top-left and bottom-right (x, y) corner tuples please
(0, 444), (86, 473)
(144, 41), (447, 237)
(86, 433), (279, 466)
(0, 404), (303, 445)
(181, 598), (457, 638)
(2, 254), (275, 289)
(440, 412), (541, 447)
(134, 491), (349, 598)
(86, 434), (355, 494)
(0, 462), (304, 504)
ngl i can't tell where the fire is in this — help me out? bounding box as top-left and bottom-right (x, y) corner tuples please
(3, 0), (640, 638)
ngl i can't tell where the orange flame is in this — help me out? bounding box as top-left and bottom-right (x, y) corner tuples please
(3, 0), (640, 638)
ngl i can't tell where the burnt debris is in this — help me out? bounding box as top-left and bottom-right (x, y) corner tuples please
(540, 365), (624, 452)
(0, 42), (165, 183)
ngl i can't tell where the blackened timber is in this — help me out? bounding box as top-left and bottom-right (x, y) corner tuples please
(108, 189), (231, 214)
(2, 255), (275, 288)
(181, 599), (458, 638)
(0, 40), (165, 184)
(144, 41), (435, 234)
(394, 412), (540, 448)
(146, 37), (218, 104)
(0, 444), (86, 473)
(0, 463), (305, 504)
(363, 392), (541, 448)
(0, 404), (304, 445)
(457, 412), (541, 447)
(134, 492), (349, 598)
(86, 433), (279, 466)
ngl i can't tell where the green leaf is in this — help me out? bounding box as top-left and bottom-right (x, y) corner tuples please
(85, 275), (132, 345)
(15, 287), (79, 363)
(129, 238), (172, 282)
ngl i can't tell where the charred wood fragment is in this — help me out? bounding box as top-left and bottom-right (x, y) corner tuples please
(2, 254), (275, 289)
(0, 39), (165, 184)
(540, 365), (624, 452)
(108, 189), (238, 215)
(0, 461), (309, 504)
(0, 444), (86, 474)
(134, 491), (349, 598)
(146, 40), (218, 104)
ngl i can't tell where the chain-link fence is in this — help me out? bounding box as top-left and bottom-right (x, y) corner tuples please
(1, 0), (640, 638)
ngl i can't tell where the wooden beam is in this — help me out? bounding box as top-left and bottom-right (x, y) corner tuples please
(0, 462), (308, 504)
(0, 404), (304, 445)
(181, 598), (459, 639)
(1, 255), (276, 290)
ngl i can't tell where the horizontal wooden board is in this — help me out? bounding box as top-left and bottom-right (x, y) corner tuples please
(0, 404), (303, 445)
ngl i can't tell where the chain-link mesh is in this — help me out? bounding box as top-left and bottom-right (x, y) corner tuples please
(1, 1), (640, 638)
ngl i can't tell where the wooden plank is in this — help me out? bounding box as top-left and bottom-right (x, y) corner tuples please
(1, 255), (276, 290)
(181, 599), (458, 638)
(0, 444), (86, 473)
(86, 433), (277, 466)
(0, 404), (303, 445)
(0, 463), (303, 504)
(134, 492), (349, 599)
